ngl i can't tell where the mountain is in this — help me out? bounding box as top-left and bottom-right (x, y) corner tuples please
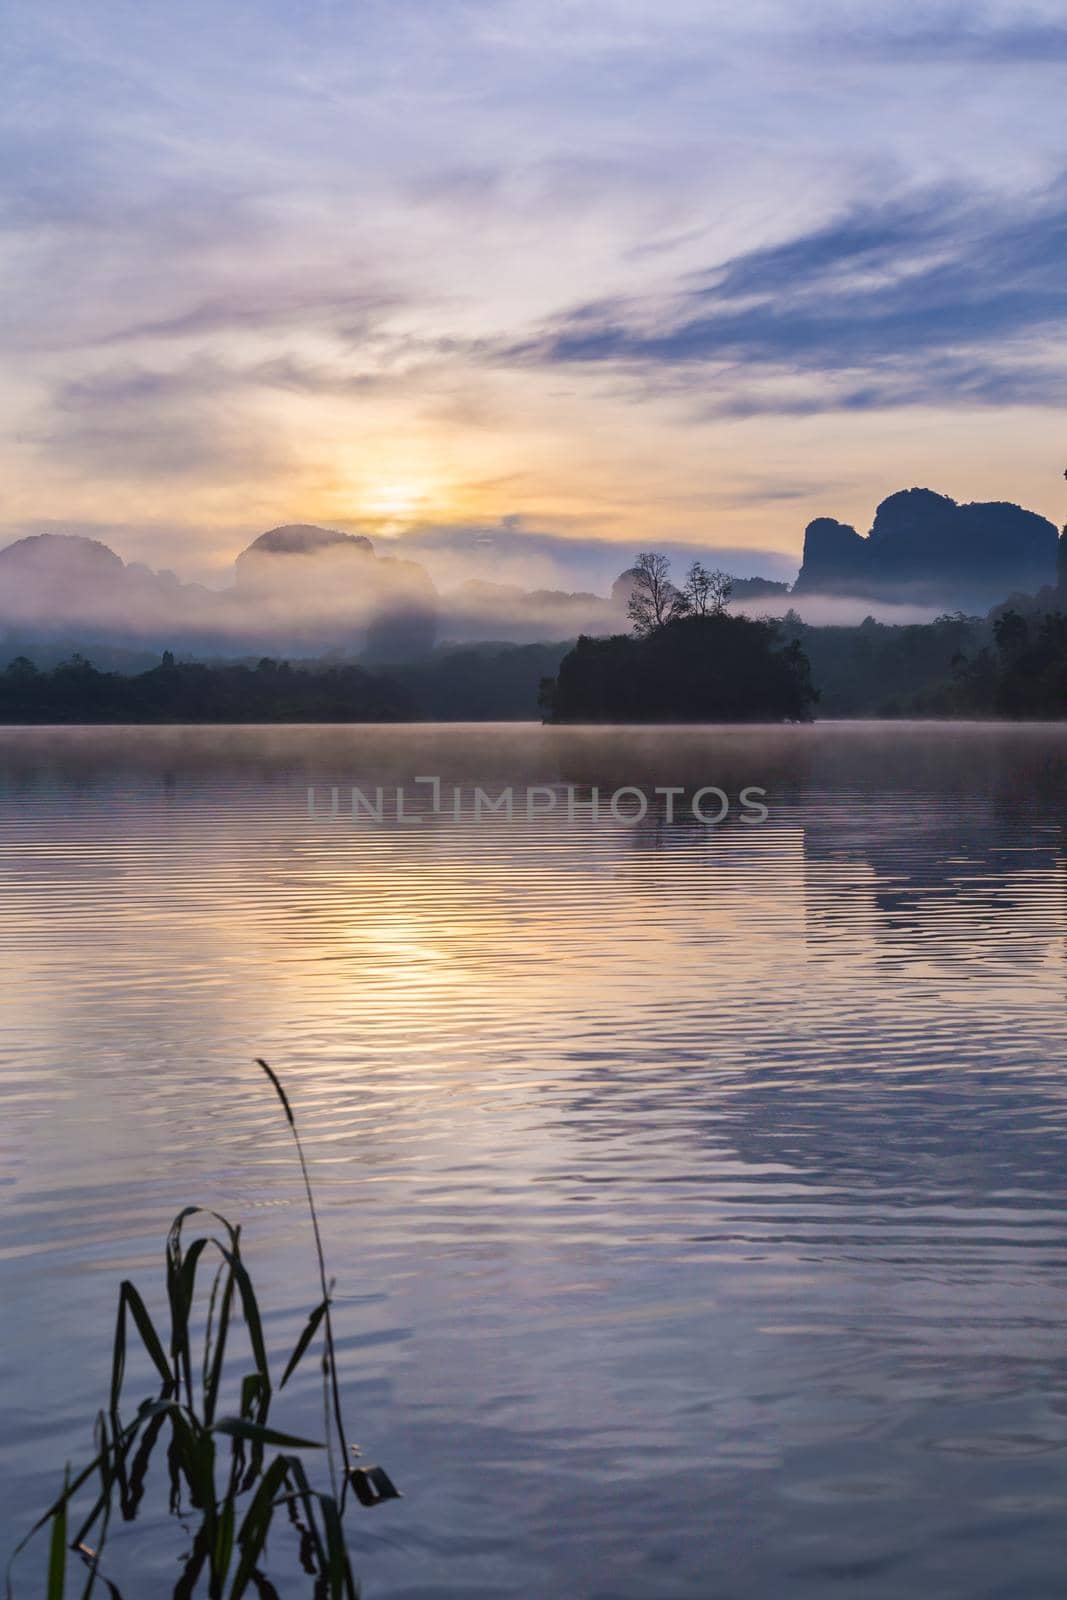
(234, 523), (373, 581)
(0, 526), (441, 661)
(0, 533), (206, 640)
(612, 567), (790, 616)
(0, 533), (125, 604)
(233, 524), (438, 658)
(793, 489), (1058, 607)
(730, 576), (791, 602)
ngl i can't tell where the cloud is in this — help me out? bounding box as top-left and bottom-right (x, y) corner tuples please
(95, 285), (403, 348)
(838, 15), (1067, 63)
(770, 592), (943, 626)
(38, 360), (288, 480)
(385, 519), (796, 591)
(510, 180), (1067, 414)
(4, 0), (1067, 570)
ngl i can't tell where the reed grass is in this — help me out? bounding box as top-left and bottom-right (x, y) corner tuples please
(6, 1059), (400, 1599)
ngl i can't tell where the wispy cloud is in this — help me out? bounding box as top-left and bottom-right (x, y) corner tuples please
(391, 519), (797, 590)
(38, 360), (290, 480)
(837, 15), (1067, 63)
(509, 181), (1067, 414)
(95, 285), (404, 348)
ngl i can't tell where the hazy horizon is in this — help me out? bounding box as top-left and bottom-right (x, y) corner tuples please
(0, 514), (965, 663)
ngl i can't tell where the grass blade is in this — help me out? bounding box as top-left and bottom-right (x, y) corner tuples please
(46, 1472), (68, 1600)
(277, 1458), (327, 1578)
(211, 1420), (322, 1450)
(228, 1457), (290, 1599)
(111, 1283), (172, 1410)
(213, 1497), (235, 1592)
(318, 1496), (356, 1600)
(279, 1302), (328, 1392)
(254, 1060), (350, 1506)
(255, 1060), (294, 1127)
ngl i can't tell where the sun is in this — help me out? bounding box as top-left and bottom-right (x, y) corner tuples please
(362, 479), (430, 523)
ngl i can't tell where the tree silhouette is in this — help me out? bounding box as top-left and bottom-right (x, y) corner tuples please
(627, 551), (689, 635)
(546, 612), (818, 723)
(993, 608), (1029, 658)
(684, 562), (733, 616)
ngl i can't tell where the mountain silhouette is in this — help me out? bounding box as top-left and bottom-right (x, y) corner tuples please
(794, 488), (1058, 606)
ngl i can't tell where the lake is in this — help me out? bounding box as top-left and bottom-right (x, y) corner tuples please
(3, 721), (1067, 1598)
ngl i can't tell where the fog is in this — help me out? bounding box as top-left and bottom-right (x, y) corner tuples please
(0, 525), (962, 671)
(758, 593), (944, 626)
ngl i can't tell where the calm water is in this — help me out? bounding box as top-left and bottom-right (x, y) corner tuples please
(3, 722), (1067, 1597)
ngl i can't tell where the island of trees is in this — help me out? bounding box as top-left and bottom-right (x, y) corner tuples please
(539, 553), (818, 723)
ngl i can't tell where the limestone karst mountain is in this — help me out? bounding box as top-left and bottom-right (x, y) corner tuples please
(234, 523), (438, 658)
(0, 533), (207, 642)
(234, 523), (374, 582)
(794, 489), (1058, 607)
(0, 533), (126, 608)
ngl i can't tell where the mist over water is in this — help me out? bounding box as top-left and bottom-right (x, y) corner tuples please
(3, 723), (1067, 1597)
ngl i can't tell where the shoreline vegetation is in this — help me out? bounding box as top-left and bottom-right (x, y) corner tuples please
(2, 551), (1067, 725)
(541, 613), (818, 723)
(541, 553), (817, 723)
(6, 1061), (399, 1600)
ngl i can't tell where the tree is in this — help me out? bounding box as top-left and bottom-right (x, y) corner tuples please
(627, 552), (689, 636)
(536, 674), (557, 720)
(993, 608), (1029, 658)
(684, 562), (733, 617)
(545, 613), (819, 723)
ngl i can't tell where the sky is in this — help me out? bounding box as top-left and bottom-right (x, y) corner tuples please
(3, 0), (1066, 591)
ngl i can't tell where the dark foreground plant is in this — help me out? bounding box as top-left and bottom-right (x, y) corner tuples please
(6, 1060), (400, 1600)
